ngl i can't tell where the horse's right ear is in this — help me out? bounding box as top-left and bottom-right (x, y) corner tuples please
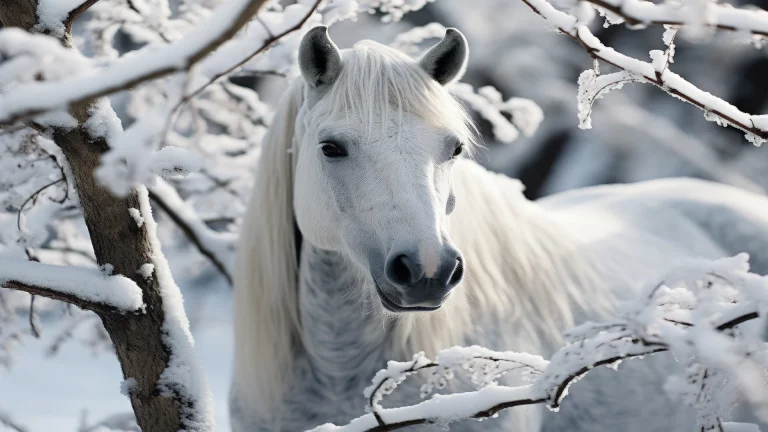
(299, 26), (342, 89)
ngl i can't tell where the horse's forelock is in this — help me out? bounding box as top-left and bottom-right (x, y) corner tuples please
(304, 41), (478, 150)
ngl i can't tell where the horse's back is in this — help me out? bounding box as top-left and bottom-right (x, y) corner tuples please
(537, 177), (768, 431)
(539, 177), (768, 275)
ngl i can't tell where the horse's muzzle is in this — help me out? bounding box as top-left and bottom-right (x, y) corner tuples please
(375, 246), (464, 312)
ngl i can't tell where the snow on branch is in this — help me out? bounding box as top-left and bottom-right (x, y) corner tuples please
(583, 0), (768, 37)
(90, 0), (321, 196)
(307, 254), (768, 431)
(0, 259), (144, 312)
(148, 179), (236, 285)
(0, 0), (272, 126)
(520, 0), (768, 145)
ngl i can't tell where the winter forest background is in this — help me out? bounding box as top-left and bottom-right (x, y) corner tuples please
(2, 0), (768, 430)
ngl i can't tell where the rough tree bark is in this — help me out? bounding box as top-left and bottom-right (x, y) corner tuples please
(0, 1), (220, 430)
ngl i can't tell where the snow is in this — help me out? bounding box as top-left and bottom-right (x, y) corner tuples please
(308, 385), (539, 432)
(0, 0), (270, 125)
(312, 255), (768, 430)
(135, 186), (215, 432)
(137, 263), (155, 281)
(0, 259), (144, 312)
(128, 208), (145, 228)
(151, 146), (204, 179)
(585, 0), (768, 37)
(0, 295), (233, 431)
(120, 377), (137, 396)
(34, 0), (84, 38)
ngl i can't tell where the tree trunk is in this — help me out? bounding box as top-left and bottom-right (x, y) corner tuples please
(1, 2), (203, 431)
(54, 128), (186, 431)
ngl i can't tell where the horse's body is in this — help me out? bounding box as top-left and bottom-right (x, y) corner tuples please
(230, 27), (768, 431)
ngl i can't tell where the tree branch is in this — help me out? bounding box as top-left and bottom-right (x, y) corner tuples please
(519, 0), (768, 142)
(174, 0), (321, 108)
(0, 259), (144, 313)
(64, 0), (102, 34)
(584, 0), (768, 37)
(148, 180), (235, 285)
(0, 0), (271, 125)
(308, 278), (764, 432)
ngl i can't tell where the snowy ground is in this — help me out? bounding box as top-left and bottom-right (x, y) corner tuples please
(0, 288), (234, 431)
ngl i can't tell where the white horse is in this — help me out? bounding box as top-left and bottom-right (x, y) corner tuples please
(230, 26), (768, 431)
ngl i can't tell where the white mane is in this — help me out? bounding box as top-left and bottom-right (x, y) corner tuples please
(232, 41), (612, 420)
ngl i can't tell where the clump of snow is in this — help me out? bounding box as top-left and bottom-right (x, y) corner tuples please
(128, 208), (144, 228)
(150, 147), (204, 179)
(100, 263), (114, 276)
(120, 377), (137, 396)
(34, 0), (84, 38)
(32, 111), (78, 130)
(135, 186), (214, 431)
(137, 263), (155, 281)
(84, 98), (123, 142)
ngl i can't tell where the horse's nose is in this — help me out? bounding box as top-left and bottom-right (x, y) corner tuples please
(384, 247), (464, 306)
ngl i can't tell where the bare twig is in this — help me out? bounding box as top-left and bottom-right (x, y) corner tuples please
(28, 294), (40, 338)
(65, 0), (103, 34)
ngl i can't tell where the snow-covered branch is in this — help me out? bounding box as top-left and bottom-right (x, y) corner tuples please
(149, 179), (236, 285)
(520, 0), (768, 144)
(0, 0), (271, 125)
(0, 259), (144, 312)
(584, 0), (768, 37)
(308, 255), (768, 431)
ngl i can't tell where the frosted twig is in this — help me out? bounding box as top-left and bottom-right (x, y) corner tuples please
(520, 0), (768, 144)
(584, 0), (768, 37)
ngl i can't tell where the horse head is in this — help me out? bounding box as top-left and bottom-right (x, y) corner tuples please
(292, 26), (475, 312)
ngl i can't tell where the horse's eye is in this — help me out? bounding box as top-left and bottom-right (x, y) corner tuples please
(320, 142), (347, 158)
(452, 144), (464, 158)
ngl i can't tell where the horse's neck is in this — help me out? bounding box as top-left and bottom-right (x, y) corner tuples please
(297, 244), (390, 379)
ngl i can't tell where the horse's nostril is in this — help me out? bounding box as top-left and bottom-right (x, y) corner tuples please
(449, 257), (464, 286)
(390, 254), (414, 285)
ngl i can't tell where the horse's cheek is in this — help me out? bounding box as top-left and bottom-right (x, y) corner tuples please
(294, 162), (342, 250)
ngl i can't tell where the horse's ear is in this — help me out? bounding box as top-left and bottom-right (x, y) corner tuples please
(299, 26), (342, 89)
(419, 28), (468, 86)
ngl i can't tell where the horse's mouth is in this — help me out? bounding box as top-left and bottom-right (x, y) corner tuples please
(374, 284), (442, 313)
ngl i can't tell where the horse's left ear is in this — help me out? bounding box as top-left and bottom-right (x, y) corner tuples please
(419, 28), (469, 86)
